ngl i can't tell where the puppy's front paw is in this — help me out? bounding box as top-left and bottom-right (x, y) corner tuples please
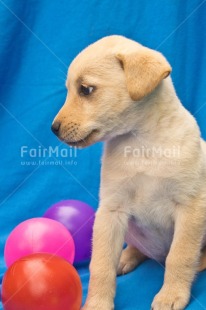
(151, 286), (190, 310)
(82, 298), (114, 310)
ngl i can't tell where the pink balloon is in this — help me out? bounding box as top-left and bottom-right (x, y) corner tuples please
(4, 218), (75, 267)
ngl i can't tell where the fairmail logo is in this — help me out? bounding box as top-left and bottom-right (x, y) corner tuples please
(20, 145), (77, 158)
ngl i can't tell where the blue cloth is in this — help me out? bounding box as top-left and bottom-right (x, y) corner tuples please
(0, 0), (206, 309)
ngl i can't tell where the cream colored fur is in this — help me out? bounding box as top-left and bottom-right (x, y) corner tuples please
(52, 36), (206, 310)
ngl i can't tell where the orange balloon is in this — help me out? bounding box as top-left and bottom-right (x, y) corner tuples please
(2, 253), (82, 310)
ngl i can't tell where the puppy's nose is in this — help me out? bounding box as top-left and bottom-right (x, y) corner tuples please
(51, 121), (61, 135)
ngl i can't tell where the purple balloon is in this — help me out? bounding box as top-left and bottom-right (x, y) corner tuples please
(43, 200), (95, 264)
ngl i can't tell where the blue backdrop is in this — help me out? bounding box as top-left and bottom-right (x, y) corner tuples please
(0, 0), (206, 309)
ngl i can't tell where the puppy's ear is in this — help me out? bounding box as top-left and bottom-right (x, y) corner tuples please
(116, 48), (172, 101)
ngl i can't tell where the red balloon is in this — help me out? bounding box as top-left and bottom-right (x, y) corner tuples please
(2, 253), (82, 310)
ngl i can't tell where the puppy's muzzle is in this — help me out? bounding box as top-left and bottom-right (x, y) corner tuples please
(51, 121), (61, 136)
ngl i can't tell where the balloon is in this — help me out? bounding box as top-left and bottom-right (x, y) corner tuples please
(44, 200), (95, 263)
(2, 253), (82, 310)
(4, 218), (75, 267)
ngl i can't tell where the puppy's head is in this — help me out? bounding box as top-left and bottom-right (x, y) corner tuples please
(52, 35), (171, 147)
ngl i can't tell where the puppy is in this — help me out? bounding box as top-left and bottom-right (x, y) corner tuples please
(52, 36), (206, 310)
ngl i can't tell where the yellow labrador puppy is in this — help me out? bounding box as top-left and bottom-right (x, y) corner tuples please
(52, 36), (206, 310)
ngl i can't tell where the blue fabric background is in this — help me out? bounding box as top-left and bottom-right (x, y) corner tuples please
(0, 0), (206, 309)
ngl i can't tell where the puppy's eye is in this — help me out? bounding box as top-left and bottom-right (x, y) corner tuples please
(80, 85), (94, 96)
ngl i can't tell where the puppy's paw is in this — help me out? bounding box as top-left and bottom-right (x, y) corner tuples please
(82, 304), (114, 310)
(117, 246), (144, 275)
(151, 286), (190, 310)
(82, 298), (114, 310)
(117, 257), (139, 275)
(82, 306), (113, 310)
